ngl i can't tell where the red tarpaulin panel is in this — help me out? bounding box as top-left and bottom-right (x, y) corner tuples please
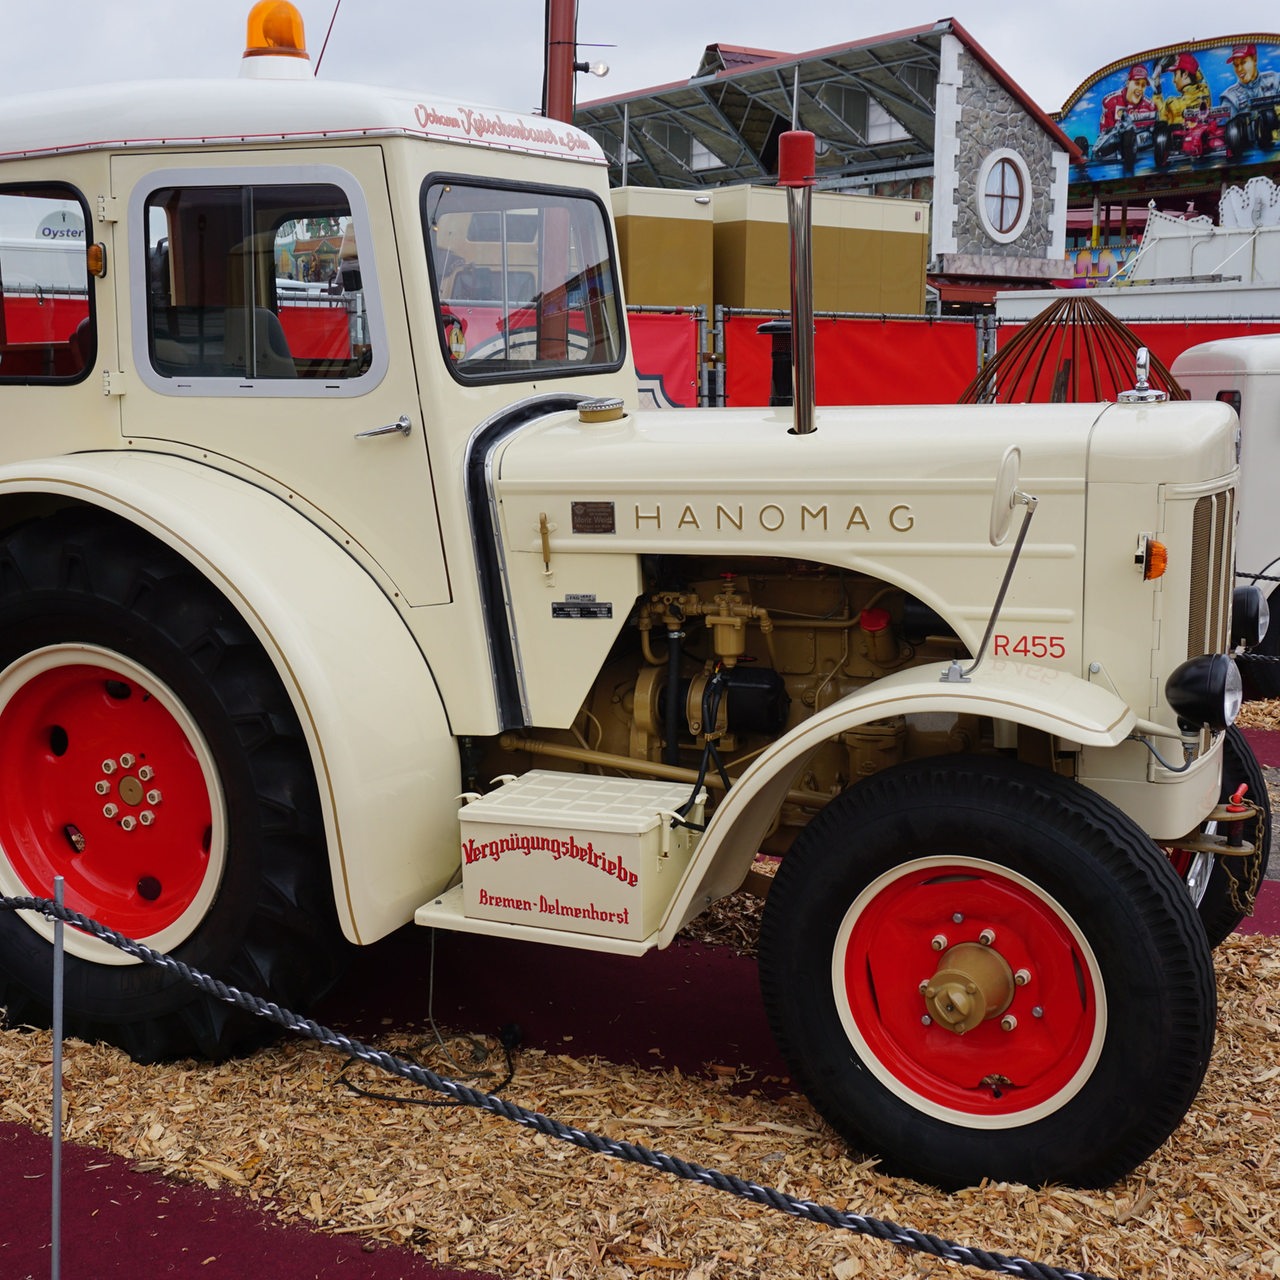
(629, 311), (700, 407)
(1125, 321), (1280, 370)
(723, 314), (978, 407)
(995, 319), (1280, 386)
(815, 318), (978, 405)
(2, 294), (88, 344)
(279, 304), (352, 361)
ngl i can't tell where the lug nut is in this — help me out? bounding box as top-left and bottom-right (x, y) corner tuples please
(1001, 1015), (1017, 1032)
(101, 759), (117, 774)
(931, 934), (948, 951)
(120, 815), (137, 832)
(1015, 968), (1031, 986)
(139, 810), (155, 826)
(119, 753), (136, 768)
(978, 928), (996, 946)
(138, 766), (155, 781)
(102, 803), (119, 819)
(95, 780), (111, 795)
(146, 789), (162, 805)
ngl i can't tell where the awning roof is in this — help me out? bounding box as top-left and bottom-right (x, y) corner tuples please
(930, 280), (999, 303)
(575, 18), (1073, 189)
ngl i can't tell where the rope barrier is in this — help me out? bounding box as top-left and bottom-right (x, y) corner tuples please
(0, 894), (1114, 1280)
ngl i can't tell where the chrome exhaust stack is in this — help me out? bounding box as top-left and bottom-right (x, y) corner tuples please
(779, 130), (816, 435)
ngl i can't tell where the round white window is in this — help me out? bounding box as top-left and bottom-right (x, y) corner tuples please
(976, 148), (1031, 244)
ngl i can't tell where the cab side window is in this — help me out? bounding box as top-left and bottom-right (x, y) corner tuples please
(0, 185), (95, 384)
(144, 182), (370, 383)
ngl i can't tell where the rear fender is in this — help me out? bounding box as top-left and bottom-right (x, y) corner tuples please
(655, 659), (1137, 945)
(0, 453), (460, 945)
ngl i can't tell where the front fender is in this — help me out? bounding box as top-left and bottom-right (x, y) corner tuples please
(655, 659), (1136, 945)
(0, 452), (460, 945)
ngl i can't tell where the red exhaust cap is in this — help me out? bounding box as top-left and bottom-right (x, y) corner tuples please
(778, 131), (816, 188)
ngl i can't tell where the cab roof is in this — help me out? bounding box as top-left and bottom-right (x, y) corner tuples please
(0, 77), (605, 165)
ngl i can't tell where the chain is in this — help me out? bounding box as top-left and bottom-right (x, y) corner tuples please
(1225, 793), (1268, 920)
(0, 895), (1114, 1280)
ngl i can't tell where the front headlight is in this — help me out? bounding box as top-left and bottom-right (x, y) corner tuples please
(1231, 584), (1269, 650)
(1165, 654), (1242, 732)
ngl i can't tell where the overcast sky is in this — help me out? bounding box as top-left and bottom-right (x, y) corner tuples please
(1, 0), (1273, 118)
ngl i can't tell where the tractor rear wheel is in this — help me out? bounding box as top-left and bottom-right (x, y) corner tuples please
(0, 509), (347, 1062)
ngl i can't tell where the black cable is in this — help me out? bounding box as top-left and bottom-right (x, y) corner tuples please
(336, 1023), (520, 1108)
(703, 672), (733, 793)
(672, 668), (732, 832)
(1, 896), (1116, 1280)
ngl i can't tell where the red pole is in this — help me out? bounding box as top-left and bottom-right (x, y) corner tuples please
(543, 0), (578, 123)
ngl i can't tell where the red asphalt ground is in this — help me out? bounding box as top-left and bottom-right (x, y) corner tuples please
(3, 737), (1279, 1278)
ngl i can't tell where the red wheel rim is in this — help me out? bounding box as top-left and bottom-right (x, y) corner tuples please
(0, 648), (223, 950)
(833, 857), (1105, 1125)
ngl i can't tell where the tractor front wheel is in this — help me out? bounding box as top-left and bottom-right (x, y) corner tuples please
(758, 754), (1215, 1189)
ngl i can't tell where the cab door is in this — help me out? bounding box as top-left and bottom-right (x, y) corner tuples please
(109, 146), (448, 605)
(0, 162), (122, 463)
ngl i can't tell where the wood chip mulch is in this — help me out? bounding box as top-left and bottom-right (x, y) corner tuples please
(1237, 699), (1280, 733)
(2, 929), (1278, 1280)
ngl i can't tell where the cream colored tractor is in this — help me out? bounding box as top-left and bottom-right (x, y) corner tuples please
(0, 4), (1266, 1190)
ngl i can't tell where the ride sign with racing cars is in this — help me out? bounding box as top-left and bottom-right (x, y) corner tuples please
(1058, 37), (1280, 179)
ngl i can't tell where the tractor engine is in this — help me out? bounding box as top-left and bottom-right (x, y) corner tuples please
(534, 558), (984, 849)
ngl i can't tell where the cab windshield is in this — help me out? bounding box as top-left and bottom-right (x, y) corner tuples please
(423, 178), (623, 381)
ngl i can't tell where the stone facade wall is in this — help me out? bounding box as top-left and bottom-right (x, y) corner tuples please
(953, 49), (1056, 259)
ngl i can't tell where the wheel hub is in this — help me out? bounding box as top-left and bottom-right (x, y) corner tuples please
(117, 773), (144, 807)
(96, 755), (162, 834)
(922, 941), (1015, 1034)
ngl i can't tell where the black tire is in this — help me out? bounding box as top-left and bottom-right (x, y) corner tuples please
(1153, 122), (1172, 168)
(1120, 127), (1138, 170)
(1253, 110), (1274, 151)
(1226, 115), (1249, 163)
(758, 754), (1215, 1190)
(1171, 725), (1270, 947)
(0, 508), (348, 1062)
(1238, 582), (1280, 700)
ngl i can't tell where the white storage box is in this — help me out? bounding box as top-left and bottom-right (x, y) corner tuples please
(459, 771), (705, 941)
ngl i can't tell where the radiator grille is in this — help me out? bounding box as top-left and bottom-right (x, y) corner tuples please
(1187, 489), (1234, 659)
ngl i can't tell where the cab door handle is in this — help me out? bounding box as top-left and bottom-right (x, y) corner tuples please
(356, 415), (412, 439)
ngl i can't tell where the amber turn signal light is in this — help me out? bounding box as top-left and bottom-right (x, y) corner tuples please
(1135, 534), (1168, 581)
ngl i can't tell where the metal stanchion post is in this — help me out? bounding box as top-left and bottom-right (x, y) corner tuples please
(51, 876), (64, 1280)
